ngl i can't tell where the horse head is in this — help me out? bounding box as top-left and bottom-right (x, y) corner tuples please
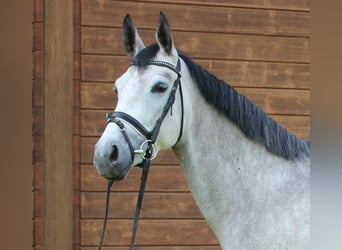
(93, 12), (184, 180)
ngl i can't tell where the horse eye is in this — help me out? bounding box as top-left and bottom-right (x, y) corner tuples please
(151, 82), (168, 93)
(114, 86), (118, 95)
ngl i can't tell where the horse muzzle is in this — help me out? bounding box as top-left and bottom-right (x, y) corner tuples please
(93, 124), (134, 180)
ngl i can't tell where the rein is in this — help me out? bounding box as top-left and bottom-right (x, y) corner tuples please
(98, 59), (183, 250)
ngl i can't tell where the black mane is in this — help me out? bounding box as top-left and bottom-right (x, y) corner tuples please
(133, 44), (310, 160)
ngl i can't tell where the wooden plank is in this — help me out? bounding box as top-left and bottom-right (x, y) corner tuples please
(81, 55), (130, 83)
(74, 79), (81, 107)
(273, 115), (310, 140)
(33, 190), (43, 217)
(33, 162), (43, 190)
(187, 30), (309, 62)
(74, 53), (81, 80)
(33, 22), (43, 51)
(269, 0), (310, 11)
(81, 27), (310, 63)
(81, 165), (188, 192)
(74, 0), (81, 25)
(74, 189), (81, 248)
(74, 106), (80, 135)
(81, 192), (202, 219)
(238, 87), (310, 115)
(33, 78), (43, 106)
(107, 0), (310, 11)
(81, 0), (310, 37)
(33, 134), (43, 163)
(33, 0), (43, 22)
(80, 110), (309, 139)
(198, 60), (310, 90)
(33, 217), (44, 245)
(74, 134), (81, 164)
(80, 110), (106, 136)
(186, 33), (309, 65)
(81, 247), (221, 250)
(33, 51), (43, 78)
(33, 106), (43, 135)
(44, 0), (73, 249)
(81, 55), (310, 89)
(80, 82), (310, 115)
(74, 25), (81, 53)
(81, 219), (218, 246)
(80, 82), (117, 110)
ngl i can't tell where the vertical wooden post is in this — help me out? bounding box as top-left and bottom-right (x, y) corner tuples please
(44, 0), (73, 249)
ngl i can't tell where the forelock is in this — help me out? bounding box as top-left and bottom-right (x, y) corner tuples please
(132, 43), (160, 69)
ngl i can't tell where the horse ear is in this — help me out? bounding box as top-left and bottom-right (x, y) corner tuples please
(156, 11), (176, 56)
(122, 14), (145, 57)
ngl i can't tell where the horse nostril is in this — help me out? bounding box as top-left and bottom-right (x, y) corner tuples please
(109, 145), (118, 162)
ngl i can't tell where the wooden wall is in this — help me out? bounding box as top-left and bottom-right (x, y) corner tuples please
(33, 0), (310, 249)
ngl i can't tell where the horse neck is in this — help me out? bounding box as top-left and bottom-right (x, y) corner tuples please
(172, 66), (310, 242)
(173, 64), (299, 180)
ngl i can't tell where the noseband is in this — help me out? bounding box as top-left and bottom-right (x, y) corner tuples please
(98, 59), (183, 250)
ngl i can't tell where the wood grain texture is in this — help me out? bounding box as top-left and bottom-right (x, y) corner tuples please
(33, 78), (43, 106)
(33, 51), (43, 78)
(33, 162), (43, 190)
(238, 87), (310, 115)
(81, 0), (310, 36)
(44, 0), (73, 249)
(33, 134), (43, 163)
(74, 1), (82, 248)
(33, 217), (44, 245)
(80, 82), (117, 110)
(81, 165), (187, 192)
(81, 192), (202, 219)
(33, 0), (43, 22)
(81, 27), (310, 63)
(104, 0), (310, 11)
(80, 247), (221, 250)
(33, 190), (43, 218)
(81, 55), (310, 89)
(32, 106), (43, 135)
(33, 22), (43, 50)
(81, 219), (218, 246)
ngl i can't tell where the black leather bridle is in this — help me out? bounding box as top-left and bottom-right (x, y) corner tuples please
(107, 58), (183, 164)
(98, 59), (184, 250)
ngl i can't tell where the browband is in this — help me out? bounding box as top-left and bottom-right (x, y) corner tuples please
(130, 59), (181, 77)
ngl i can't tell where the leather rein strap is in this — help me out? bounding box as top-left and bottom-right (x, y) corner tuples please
(98, 59), (183, 250)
